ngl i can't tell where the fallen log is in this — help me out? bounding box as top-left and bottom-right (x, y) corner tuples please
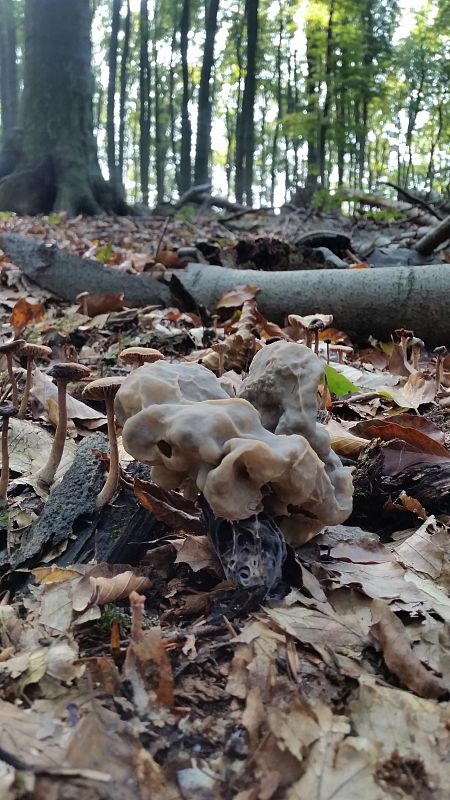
(1, 232), (171, 307)
(415, 213), (450, 256)
(2, 233), (450, 343)
(183, 262), (450, 344)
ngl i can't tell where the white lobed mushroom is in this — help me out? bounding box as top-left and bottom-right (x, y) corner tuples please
(115, 345), (353, 545)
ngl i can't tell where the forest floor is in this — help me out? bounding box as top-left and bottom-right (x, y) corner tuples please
(0, 207), (449, 800)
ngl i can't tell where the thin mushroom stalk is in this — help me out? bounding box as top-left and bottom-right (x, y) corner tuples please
(96, 395), (119, 508)
(82, 377), (124, 508)
(0, 405), (18, 506)
(0, 340), (25, 409)
(37, 362), (90, 486)
(17, 343), (51, 419)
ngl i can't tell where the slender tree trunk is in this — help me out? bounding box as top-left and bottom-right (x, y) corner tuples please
(234, 15), (245, 203)
(118, 0), (131, 183)
(270, 16), (283, 206)
(139, 0), (151, 205)
(0, 0), (125, 214)
(0, 0), (18, 166)
(319, 0), (334, 188)
(153, 11), (166, 205)
(241, 0), (258, 205)
(305, 23), (319, 196)
(194, 0), (220, 185)
(168, 9), (179, 192)
(179, 0), (191, 193)
(107, 0), (122, 190)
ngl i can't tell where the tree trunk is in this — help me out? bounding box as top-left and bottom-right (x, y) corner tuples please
(305, 22), (319, 195)
(107, 0), (122, 191)
(0, 0), (19, 178)
(242, 0), (258, 206)
(118, 0), (131, 183)
(0, 0), (125, 215)
(179, 0), (192, 193)
(319, 0), (334, 188)
(139, 0), (151, 205)
(194, 0), (220, 186)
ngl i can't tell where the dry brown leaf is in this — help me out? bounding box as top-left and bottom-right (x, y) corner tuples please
(123, 627), (174, 708)
(134, 478), (206, 535)
(77, 291), (126, 316)
(325, 418), (369, 457)
(371, 600), (446, 698)
(173, 534), (221, 575)
(392, 516), (449, 580)
(216, 284), (260, 308)
(350, 418), (449, 456)
(351, 413), (445, 443)
(73, 568), (151, 611)
(10, 297), (45, 335)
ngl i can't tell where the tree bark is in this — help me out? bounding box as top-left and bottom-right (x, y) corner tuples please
(415, 214), (450, 256)
(194, 0), (220, 185)
(107, 0), (122, 191)
(139, 0), (151, 205)
(118, 0), (131, 183)
(179, 0), (192, 193)
(0, 0), (19, 178)
(0, 0), (126, 215)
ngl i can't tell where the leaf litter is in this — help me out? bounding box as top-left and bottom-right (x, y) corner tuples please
(0, 212), (449, 798)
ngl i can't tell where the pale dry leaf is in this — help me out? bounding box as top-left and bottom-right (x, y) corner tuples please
(31, 367), (106, 422)
(325, 418), (368, 458)
(2, 417), (76, 477)
(173, 534), (222, 574)
(370, 600), (446, 698)
(392, 516), (449, 581)
(123, 627), (174, 709)
(0, 699), (69, 769)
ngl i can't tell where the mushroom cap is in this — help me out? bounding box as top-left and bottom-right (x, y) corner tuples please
(76, 291), (90, 301)
(48, 362), (91, 381)
(83, 376), (125, 402)
(119, 346), (165, 365)
(288, 313), (333, 331)
(18, 343), (52, 360)
(0, 402), (18, 418)
(434, 346), (448, 356)
(0, 338), (26, 355)
(394, 328), (414, 340)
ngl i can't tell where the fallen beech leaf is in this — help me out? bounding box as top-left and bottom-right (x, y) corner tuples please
(173, 534), (222, 575)
(380, 439), (450, 475)
(10, 297), (45, 335)
(351, 413), (445, 444)
(124, 626), (174, 708)
(392, 516), (449, 580)
(155, 248), (180, 269)
(32, 566), (84, 585)
(31, 368), (106, 423)
(77, 292), (125, 317)
(371, 600), (446, 698)
(379, 372), (436, 408)
(325, 419), (368, 457)
(394, 491), (428, 520)
(216, 284), (260, 308)
(134, 478), (206, 535)
(73, 569), (151, 612)
(350, 419), (449, 456)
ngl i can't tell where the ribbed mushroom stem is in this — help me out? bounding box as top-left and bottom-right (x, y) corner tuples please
(0, 418), (9, 502)
(18, 358), (33, 419)
(6, 354), (18, 408)
(37, 379), (68, 485)
(96, 395), (119, 508)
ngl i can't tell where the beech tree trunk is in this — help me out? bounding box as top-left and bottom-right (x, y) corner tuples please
(179, 0), (192, 193)
(194, 0), (220, 185)
(0, 0), (126, 215)
(107, 0), (122, 191)
(0, 0), (19, 179)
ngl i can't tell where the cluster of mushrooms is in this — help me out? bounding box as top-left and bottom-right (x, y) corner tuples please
(0, 341), (164, 507)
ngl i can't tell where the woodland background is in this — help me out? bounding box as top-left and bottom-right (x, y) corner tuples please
(0, 0), (448, 212)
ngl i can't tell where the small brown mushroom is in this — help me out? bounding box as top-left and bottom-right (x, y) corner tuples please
(409, 337), (424, 371)
(434, 346), (448, 392)
(37, 362), (91, 486)
(211, 341), (228, 377)
(82, 377), (124, 508)
(328, 343), (354, 364)
(0, 403), (18, 506)
(17, 343), (52, 419)
(0, 339), (26, 408)
(288, 314), (333, 353)
(394, 328), (414, 362)
(119, 346), (165, 370)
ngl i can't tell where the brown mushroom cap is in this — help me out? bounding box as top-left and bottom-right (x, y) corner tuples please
(83, 376), (124, 402)
(288, 314), (333, 331)
(119, 346), (165, 365)
(434, 346), (448, 356)
(0, 339), (26, 355)
(18, 343), (52, 360)
(0, 403), (18, 419)
(49, 362), (91, 381)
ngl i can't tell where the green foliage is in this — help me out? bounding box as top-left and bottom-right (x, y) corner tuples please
(324, 364), (360, 397)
